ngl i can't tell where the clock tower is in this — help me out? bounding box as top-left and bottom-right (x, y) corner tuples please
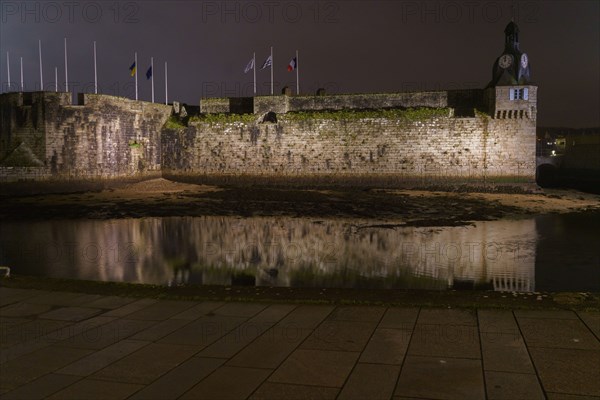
(485, 21), (537, 121)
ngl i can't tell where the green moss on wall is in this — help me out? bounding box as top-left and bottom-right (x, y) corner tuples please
(282, 107), (449, 122)
(164, 116), (186, 130)
(189, 113), (257, 125)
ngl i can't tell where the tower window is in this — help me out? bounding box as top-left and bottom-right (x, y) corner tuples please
(509, 88), (529, 100)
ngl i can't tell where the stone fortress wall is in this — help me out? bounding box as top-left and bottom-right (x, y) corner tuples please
(0, 88), (537, 188)
(164, 87), (537, 186)
(0, 92), (171, 182)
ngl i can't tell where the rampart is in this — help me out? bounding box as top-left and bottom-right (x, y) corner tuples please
(162, 108), (536, 187)
(0, 92), (171, 183)
(1, 90), (537, 189)
(200, 89), (484, 116)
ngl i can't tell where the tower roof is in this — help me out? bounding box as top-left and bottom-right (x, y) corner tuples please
(504, 21), (519, 36)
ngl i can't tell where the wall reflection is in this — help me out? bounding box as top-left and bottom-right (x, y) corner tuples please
(0, 217), (537, 291)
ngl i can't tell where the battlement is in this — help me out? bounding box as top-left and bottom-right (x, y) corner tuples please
(199, 89), (487, 117)
(1, 91), (73, 107)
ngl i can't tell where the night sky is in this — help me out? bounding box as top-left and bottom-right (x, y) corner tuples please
(1, 0), (598, 127)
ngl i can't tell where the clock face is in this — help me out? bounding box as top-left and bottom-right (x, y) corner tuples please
(521, 54), (528, 68)
(499, 54), (513, 69)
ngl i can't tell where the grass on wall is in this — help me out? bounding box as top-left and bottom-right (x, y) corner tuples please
(163, 107), (451, 130)
(282, 107), (450, 122)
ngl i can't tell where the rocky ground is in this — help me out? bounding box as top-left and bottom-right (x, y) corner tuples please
(1, 178), (599, 225)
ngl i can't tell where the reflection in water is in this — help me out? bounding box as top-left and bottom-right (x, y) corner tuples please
(0, 216), (543, 291)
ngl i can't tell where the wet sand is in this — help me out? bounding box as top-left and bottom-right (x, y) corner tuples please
(1, 178), (599, 225)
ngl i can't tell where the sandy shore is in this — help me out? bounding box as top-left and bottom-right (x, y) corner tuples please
(1, 178), (599, 225)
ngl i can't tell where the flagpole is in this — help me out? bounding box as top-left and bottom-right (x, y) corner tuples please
(296, 50), (299, 95)
(253, 52), (256, 95)
(64, 38), (68, 93)
(38, 40), (43, 91)
(20, 57), (23, 92)
(151, 57), (155, 103)
(6, 52), (10, 91)
(270, 46), (274, 95)
(134, 52), (138, 101)
(93, 41), (98, 94)
(164, 62), (168, 105)
(55, 67), (58, 92)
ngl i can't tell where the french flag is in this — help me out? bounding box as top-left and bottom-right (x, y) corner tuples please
(287, 57), (297, 72)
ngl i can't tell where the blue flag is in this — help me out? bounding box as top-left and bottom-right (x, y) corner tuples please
(146, 66), (152, 80)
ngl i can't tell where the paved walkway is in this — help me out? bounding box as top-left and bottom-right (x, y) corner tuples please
(0, 287), (599, 400)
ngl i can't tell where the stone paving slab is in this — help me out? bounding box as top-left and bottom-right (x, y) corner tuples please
(378, 307), (419, 329)
(299, 319), (377, 352)
(57, 318), (156, 350)
(91, 342), (200, 384)
(0, 373), (81, 400)
(408, 323), (481, 359)
(517, 317), (600, 350)
(102, 298), (158, 318)
(0, 319), (73, 349)
(198, 305), (295, 359)
(1, 289), (600, 400)
(129, 318), (192, 342)
(227, 306), (333, 369)
(0, 315), (116, 364)
(170, 302), (225, 320)
(0, 345), (93, 392)
(180, 366), (272, 400)
(395, 355), (485, 400)
(47, 378), (144, 400)
(249, 382), (339, 400)
(212, 302), (268, 318)
(57, 339), (150, 376)
(327, 306), (386, 322)
(77, 295), (137, 310)
(484, 371), (545, 400)
(576, 311), (600, 339)
(268, 348), (359, 387)
(545, 393), (600, 400)
(129, 356), (226, 400)
(416, 308), (478, 326)
(0, 303), (53, 318)
(514, 309), (579, 320)
(0, 288), (39, 307)
(38, 306), (103, 322)
(25, 292), (100, 307)
(158, 315), (248, 348)
(337, 363), (400, 400)
(480, 331), (536, 374)
(123, 300), (197, 321)
(359, 328), (411, 365)
(478, 309), (520, 333)
(528, 347), (600, 397)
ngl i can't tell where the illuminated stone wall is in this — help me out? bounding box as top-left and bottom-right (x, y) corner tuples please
(0, 92), (171, 181)
(162, 111), (537, 185)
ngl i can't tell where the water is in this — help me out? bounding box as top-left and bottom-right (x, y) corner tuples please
(0, 214), (598, 292)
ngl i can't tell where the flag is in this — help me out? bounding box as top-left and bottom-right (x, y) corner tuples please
(287, 57), (297, 72)
(129, 61), (136, 77)
(244, 57), (254, 73)
(261, 55), (272, 70)
(146, 66), (152, 80)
